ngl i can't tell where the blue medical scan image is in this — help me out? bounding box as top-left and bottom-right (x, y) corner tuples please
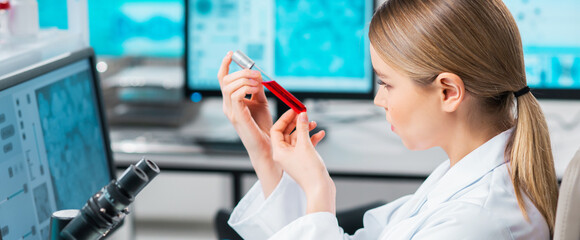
(36, 70), (110, 210)
(275, 0), (367, 78)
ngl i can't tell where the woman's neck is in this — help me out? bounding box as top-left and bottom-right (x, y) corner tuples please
(442, 122), (502, 168)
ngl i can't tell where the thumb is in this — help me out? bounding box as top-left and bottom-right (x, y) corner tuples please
(296, 112), (311, 143)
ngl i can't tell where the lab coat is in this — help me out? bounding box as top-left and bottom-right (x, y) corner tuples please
(228, 130), (550, 239)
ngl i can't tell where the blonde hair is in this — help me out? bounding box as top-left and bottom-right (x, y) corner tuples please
(369, 0), (558, 235)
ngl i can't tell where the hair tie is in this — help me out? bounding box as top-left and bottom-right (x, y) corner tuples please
(514, 86), (530, 98)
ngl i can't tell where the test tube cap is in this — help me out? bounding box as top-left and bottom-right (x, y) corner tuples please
(232, 50), (255, 69)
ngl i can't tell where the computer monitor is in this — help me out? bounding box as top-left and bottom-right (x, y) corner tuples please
(37, 0), (184, 57)
(87, 0), (184, 57)
(504, 0), (580, 99)
(185, 0), (376, 105)
(0, 48), (114, 240)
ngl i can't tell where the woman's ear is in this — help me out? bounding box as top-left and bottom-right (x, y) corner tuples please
(434, 72), (465, 113)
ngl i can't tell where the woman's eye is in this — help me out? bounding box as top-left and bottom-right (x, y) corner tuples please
(376, 80), (391, 89)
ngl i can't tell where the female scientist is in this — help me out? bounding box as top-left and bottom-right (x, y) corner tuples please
(216, 0), (559, 239)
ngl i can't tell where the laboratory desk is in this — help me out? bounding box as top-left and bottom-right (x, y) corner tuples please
(110, 99), (447, 206)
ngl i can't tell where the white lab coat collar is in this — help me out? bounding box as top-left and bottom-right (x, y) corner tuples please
(426, 128), (513, 206)
(385, 129), (514, 225)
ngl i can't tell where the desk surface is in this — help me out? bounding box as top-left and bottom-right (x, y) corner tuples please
(111, 99), (580, 179)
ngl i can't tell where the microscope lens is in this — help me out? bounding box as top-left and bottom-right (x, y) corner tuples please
(116, 165), (149, 197)
(136, 158), (160, 181)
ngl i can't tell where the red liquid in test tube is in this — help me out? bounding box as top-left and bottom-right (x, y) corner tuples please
(232, 50), (307, 113)
(262, 80), (307, 113)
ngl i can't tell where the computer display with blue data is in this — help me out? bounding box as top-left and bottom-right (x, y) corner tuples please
(504, 0), (580, 97)
(88, 0), (184, 57)
(0, 52), (112, 240)
(37, 0), (184, 57)
(185, 0), (375, 100)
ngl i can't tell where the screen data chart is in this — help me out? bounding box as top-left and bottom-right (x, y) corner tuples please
(0, 95), (41, 240)
(187, 0), (374, 95)
(0, 59), (111, 240)
(504, 0), (580, 90)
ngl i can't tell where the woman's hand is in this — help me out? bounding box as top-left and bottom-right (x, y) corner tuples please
(270, 110), (335, 214)
(217, 51), (280, 197)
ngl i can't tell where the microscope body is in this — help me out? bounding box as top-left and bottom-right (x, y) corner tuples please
(50, 158), (159, 240)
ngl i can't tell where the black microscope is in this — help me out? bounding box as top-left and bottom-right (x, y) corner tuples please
(49, 158), (160, 240)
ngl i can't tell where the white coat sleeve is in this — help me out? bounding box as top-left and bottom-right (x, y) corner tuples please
(229, 172), (413, 240)
(267, 195), (413, 240)
(228, 172), (308, 240)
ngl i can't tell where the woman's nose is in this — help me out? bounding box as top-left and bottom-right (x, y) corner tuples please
(374, 88), (387, 107)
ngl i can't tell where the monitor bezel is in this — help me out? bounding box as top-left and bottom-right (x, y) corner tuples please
(183, 0), (376, 101)
(531, 89), (580, 100)
(0, 47), (116, 181)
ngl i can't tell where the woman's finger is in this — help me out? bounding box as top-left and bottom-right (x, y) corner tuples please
(226, 85), (261, 123)
(295, 112), (312, 144)
(223, 69), (261, 85)
(222, 78), (259, 117)
(309, 121), (317, 131)
(280, 110), (298, 143)
(272, 109), (297, 133)
(282, 110), (297, 135)
(250, 80), (267, 103)
(219, 51), (234, 114)
(311, 130), (326, 147)
(288, 120), (315, 145)
(271, 109), (298, 146)
(222, 78), (261, 99)
(230, 85), (261, 104)
(217, 51), (233, 86)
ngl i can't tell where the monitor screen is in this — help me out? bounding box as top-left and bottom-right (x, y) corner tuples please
(185, 0), (375, 101)
(0, 49), (114, 240)
(504, 0), (580, 99)
(88, 0), (184, 57)
(37, 0), (184, 57)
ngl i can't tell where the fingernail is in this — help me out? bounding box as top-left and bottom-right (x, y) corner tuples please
(299, 112), (308, 123)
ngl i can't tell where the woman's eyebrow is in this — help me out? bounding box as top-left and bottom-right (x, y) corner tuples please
(372, 68), (388, 78)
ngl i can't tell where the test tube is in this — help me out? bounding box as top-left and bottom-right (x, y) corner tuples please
(232, 50), (307, 113)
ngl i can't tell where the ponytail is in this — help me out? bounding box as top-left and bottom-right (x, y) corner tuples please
(508, 93), (559, 235)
